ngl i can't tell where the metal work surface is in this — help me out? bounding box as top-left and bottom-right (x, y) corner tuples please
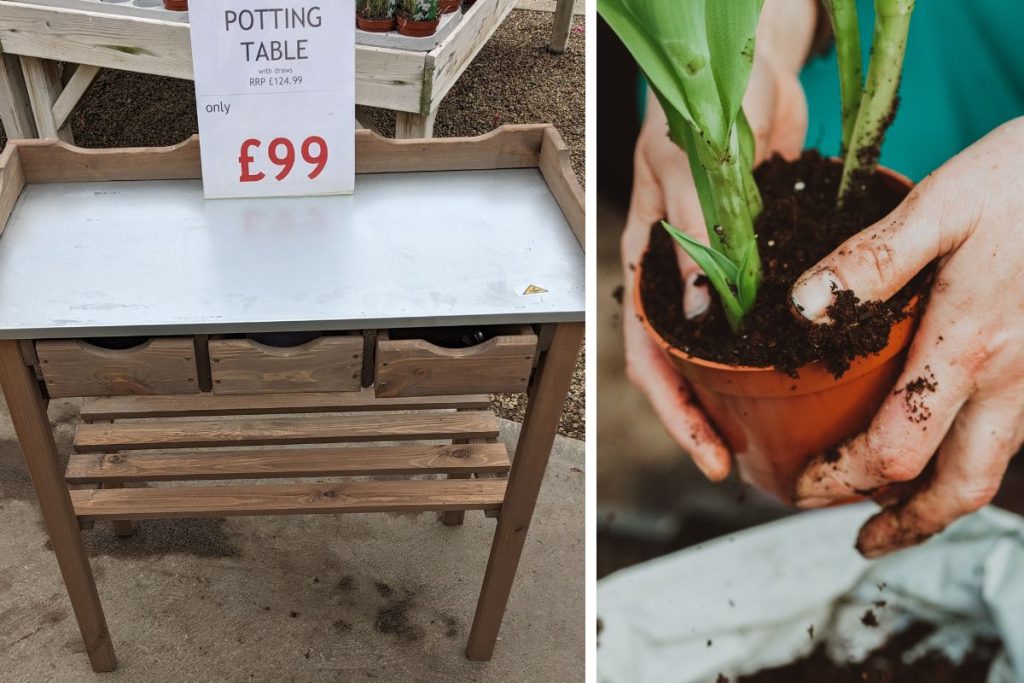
(0, 169), (584, 338)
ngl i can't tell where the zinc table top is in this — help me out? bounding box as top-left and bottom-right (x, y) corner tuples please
(0, 168), (584, 339)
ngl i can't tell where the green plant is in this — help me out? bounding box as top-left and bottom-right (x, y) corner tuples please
(598, 0), (764, 333)
(402, 0), (438, 21)
(599, 0), (915, 334)
(361, 0), (397, 20)
(831, 0), (914, 202)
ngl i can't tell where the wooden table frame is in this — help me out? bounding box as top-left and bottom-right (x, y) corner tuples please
(0, 125), (584, 672)
(0, 0), (526, 141)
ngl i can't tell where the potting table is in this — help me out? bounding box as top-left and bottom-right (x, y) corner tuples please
(0, 124), (584, 671)
(0, 0), (535, 141)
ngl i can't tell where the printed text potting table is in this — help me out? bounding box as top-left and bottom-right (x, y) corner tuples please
(0, 0), (548, 141)
(0, 125), (584, 671)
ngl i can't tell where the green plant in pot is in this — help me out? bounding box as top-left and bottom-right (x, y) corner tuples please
(600, 0), (918, 500)
(397, 0), (440, 37)
(357, 0), (398, 32)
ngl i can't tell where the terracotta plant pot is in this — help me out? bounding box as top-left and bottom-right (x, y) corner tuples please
(163, 0), (188, 10)
(439, 0), (461, 13)
(636, 166), (918, 502)
(396, 14), (439, 37)
(356, 14), (397, 32)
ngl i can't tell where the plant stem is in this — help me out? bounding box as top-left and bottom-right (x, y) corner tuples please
(838, 0), (913, 203)
(823, 0), (862, 155)
(695, 134), (762, 332)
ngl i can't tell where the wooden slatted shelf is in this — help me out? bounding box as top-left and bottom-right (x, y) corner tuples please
(65, 443), (510, 483)
(80, 388), (491, 420)
(74, 412), (500, 452)
(70, 479), (508, 521)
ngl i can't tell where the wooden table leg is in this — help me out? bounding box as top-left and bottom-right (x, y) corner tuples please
(549, 0), (576, 54)
(18, 57), (75, 143)
(0, 53), (37, 139)
(466, 322), (582, 660)
(0, 341), (117, 672)
(395, 109), (438, 139)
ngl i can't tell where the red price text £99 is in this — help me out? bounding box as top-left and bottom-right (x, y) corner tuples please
(238, 136), (328, 182)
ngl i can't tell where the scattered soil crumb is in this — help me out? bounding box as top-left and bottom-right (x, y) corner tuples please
(861, 610), (879, 628)
(374, 582), (395, 599)
(737, 622), (1000, 681)
(717, 675), (730, 683)
(808, 625), (815, 640)
(612, 285), (624, 304)
(374, 596), (424, 643)
(823, 446), (842, 464)
(895, 366), (938, 423)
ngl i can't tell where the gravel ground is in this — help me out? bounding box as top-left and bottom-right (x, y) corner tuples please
(0, 10), (585, 439)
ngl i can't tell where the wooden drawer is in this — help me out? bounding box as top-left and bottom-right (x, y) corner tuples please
(375, 326), (537, 398)
(209, 335), (362, 395)
(36, 338), (199, 398)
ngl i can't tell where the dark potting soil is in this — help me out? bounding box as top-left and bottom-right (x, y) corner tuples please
(638, 151), (932, 377)
(725, 621), (1001, 683)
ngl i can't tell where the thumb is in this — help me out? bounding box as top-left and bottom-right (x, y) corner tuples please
(790, 187), (944, 323)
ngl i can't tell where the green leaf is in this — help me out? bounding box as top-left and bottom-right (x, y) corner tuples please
(736, 241), (759, 311)
(662, 222), (737, 282)
(668, 113), (720, 239)
(705, 0), (760, 130)
(597, 0), (696, 135)
(737, 108), (755, 170)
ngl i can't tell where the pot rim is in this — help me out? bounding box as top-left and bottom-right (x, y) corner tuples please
(634, 162), (916, 379)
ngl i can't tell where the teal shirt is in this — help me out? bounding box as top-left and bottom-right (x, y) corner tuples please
(801, 0), (1024, 181)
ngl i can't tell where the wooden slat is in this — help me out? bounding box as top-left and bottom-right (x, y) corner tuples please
(80, 388), (490, 420)
(427, 0), (517, 110)
(0, 2), (193, 79)
(66, 443), (510, 483)
(51, 63), (101, 130)
(0, 144), (26, 240)
(74, 412), (499, 452)
(11, 126), (548, 184)
(20, 55), (73, 141)
(70, 479), (507, 520)
(539, 126), (583, 248)
(0, 52), (36, 138)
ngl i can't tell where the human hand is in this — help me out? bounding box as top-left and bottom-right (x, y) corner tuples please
(622, 0), (815, 480)
(792, 118), (1024, 557)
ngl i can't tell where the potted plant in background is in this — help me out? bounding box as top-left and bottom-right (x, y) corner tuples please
(357, 0), (398, 32)
(397, 0), (440, 37)
(163, 0), (187, 11)
(439, 0), (462, 15)
(599, 0), (918, 499)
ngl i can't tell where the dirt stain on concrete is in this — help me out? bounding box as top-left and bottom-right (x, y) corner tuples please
(80, 517), (240, 559)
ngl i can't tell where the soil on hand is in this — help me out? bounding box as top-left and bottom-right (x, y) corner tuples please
(729, 621), (1001, 682)
(639, 152), (931, 377)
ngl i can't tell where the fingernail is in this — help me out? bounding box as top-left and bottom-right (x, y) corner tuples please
(684, 272), (711, 320)
(791, 269), (843, 322)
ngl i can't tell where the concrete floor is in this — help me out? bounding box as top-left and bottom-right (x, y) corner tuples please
(0, 402), (583, 682)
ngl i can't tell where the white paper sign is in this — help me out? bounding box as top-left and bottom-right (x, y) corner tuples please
(189, 1), (354, 199)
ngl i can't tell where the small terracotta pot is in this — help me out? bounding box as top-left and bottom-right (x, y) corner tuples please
(636, 166), (918, 502)
(356, 14), (396, 32)
(439, 0), (461, 13)
(396, 14), (439, 37)
(163, 0), (188, 10)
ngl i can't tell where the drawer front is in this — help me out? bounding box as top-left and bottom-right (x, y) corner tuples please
(209, 336), (362, 394)
(375, 327), (537, 398)
(36, 338), (199, 398)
